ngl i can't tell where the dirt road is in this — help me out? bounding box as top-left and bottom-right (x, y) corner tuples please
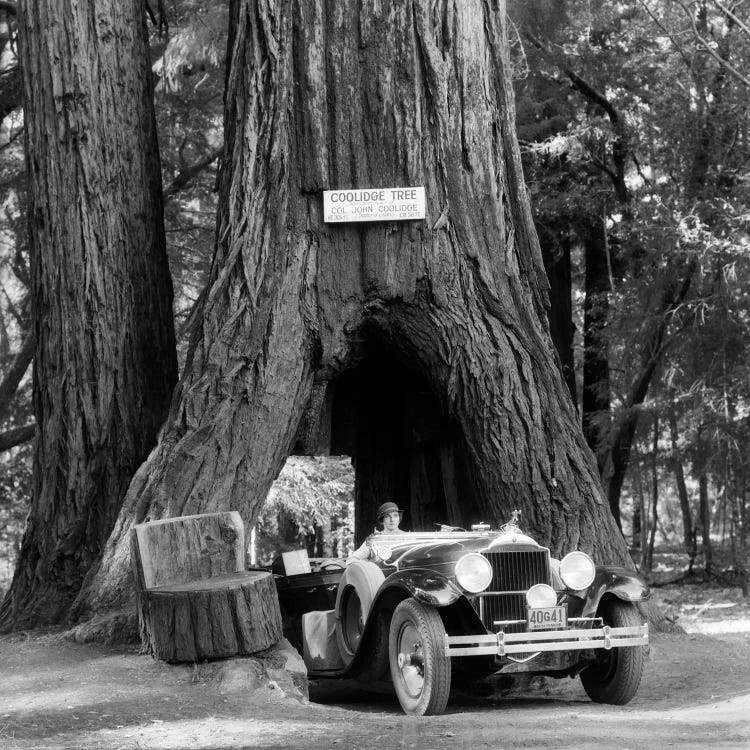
(1, 626), (748, 750)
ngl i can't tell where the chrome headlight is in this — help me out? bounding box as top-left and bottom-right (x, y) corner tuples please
(526, 583), (557, 608)
(559, 551), (595, 590)
(455, 553), (493, 593)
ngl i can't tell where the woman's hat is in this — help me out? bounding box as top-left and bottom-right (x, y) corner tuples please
(377, 501), (403, 521)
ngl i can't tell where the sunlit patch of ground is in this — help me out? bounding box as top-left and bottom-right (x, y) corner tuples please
(652, 582), (750, 634)
(642, 549), (750, 636)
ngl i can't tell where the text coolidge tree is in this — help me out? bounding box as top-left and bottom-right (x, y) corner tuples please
(77, 0), (632, 623)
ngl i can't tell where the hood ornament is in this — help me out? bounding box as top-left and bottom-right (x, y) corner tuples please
(486, 509), (533, 548)
(501, 509), (522, 534)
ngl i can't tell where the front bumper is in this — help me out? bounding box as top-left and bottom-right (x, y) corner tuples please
(445, 623), (649, 657)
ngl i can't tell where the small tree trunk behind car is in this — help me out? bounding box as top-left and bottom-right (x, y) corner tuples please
(0, 0), (177, 632)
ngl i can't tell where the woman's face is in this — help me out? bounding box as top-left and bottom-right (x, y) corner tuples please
(382, 511), (401, 533)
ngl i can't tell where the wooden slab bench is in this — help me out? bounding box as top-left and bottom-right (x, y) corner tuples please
(131, 511), (283, 662)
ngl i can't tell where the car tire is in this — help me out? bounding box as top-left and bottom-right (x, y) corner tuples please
(389, 598), (451, 716)
(580, 597), (646, 705)
(334, 560), (385, 667)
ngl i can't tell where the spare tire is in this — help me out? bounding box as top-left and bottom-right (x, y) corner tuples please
(334, 560), (386, 667)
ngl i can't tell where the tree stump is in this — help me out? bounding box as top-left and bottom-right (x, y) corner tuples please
(131, 512), (283, 662)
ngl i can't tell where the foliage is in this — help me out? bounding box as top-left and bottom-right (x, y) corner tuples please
(150, 2), (227, 364)
(0, 444), (29, 595)
(253, 456), (355, 565)
(509, 0), (750, 583)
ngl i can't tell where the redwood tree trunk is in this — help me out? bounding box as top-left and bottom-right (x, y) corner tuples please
(0, 0), (177, 630)
(541, 235), (577, 407)
(668, 396), (694, 553)
(698, 471), (712, 574)
(76, 0), (631, 623)
(581, 226), (611, 490)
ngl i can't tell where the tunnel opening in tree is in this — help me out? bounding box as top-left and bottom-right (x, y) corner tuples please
(319, 343), (479, 542)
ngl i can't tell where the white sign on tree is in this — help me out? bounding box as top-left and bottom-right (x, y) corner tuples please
(323, 187), (426, 223)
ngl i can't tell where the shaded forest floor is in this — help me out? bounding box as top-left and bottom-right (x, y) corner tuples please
(1, 581), (749, 750)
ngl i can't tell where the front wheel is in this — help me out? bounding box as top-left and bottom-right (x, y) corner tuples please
(580, 598), (646, 705)
(389, 599), (451, 716)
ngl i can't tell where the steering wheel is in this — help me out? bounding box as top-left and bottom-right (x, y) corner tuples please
(320, 561), (346, 571)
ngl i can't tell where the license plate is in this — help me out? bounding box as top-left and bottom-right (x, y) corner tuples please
(527, 605), (567, 631)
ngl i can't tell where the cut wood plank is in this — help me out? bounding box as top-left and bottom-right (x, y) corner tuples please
(132, 511), (245, 589)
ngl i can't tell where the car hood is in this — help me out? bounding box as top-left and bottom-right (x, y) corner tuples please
(368, 529), (546, 570)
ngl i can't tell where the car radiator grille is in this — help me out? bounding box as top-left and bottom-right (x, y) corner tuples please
(471, 549), (552, 632)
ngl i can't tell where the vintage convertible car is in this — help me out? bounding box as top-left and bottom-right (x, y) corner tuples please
(274, 514), (649, 716)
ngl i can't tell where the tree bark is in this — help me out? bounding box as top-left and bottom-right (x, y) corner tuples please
(76, 0), (631, 623)
(137, 571), (283, 662)
(0, 0), (177, 631)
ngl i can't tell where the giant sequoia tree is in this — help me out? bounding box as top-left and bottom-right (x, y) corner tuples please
(76, 0), (632, 622)
(0, 0), (177, 630)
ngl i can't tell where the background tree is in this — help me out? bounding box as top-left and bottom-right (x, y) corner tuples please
(150, 0), (227, 359)
(0, 0), (178, 630)
(0, 0), (228, 603)
(510, 0), (750, 576)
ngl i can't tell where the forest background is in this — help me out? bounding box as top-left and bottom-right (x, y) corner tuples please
(0, 0), (749, 601)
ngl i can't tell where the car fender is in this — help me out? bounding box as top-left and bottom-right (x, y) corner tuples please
(374, 568), (464, 609)
(334, 560), (386, 666)
(581, 566), (651, 617)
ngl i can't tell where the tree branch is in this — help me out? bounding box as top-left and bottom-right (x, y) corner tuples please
(0, 333), (34, 420)
(605, 257), (698, 510)
(524, 32), (629, 203)
(711, 0), (750, 39)
(0, 423), (34, 452)
(0, 65), (22, 123)
(163, 146), (222, 198)
(635, 0), (694, 69)
(525, 32), (620, 124)
(675, 0), (750, 88)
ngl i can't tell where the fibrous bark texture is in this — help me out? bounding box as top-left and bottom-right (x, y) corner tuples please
(137, 572), (283, 662)
(79, 0), (629, 621)
(131, 511), (281, 661)
(0, 0), (177, 630)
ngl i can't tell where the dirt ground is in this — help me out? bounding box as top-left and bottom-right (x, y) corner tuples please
(1, 585), (749, 750)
